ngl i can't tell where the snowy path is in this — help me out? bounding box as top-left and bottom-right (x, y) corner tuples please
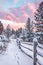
(0, 39), (33, 65)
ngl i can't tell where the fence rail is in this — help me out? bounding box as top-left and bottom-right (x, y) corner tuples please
(17, 38), (43, 65)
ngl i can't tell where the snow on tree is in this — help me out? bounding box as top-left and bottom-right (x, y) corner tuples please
(21, 29), (26, 41)
(34, 2), (43, 44)
(0, 21), (3, 35)
(5, 24), (11, 40)
(26, 18), (34, 42)
(16, 31), (19, 38)
(26, 18), (30, 31)
(15, 28), (22, 38)
(12, 29), (15, 35)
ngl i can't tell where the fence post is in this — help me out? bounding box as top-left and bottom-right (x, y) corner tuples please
(16, 38), (18, 46)
(19, 41), (21, 49)
(33, 38), (38, 65)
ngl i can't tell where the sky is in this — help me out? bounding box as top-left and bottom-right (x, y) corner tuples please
(0, 0), (43, 30)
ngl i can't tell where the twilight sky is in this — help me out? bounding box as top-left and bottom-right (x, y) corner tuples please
(0, 0), (43, 30)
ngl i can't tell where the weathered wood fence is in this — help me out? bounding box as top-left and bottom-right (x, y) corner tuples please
(17, 38), (43, 65)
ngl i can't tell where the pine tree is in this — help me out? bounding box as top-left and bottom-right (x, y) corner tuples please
(16, 30), (20, 38)
(12, 29), (15, 35)
(15, 28), (22, 38)
(0, 21), (3, 34)
(26, 18), (30, 31)
(34, 2), (43, 44)
(22, 29), (26, 41)
(5, 24), (11, 40)
(26, 18), (34, 42)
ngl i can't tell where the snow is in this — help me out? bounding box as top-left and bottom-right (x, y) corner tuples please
(37, 55), (43, 65)
(33, 38), (38, 42)
(0, 36), (42, 65)
(21, 41), (33, 45)
(10, 35), (16, 39)
(21, 43), (33, 51)
(0, 35), (9, 42)
(37, 46), (43, 57)
(0, 39), (33, 65)
(0, 42), (4, 47)
(38, 43), (43, 49)
(19, 41), (43, 65)
(21, 46), (33, 58)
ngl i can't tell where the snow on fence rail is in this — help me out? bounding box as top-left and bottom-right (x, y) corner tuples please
(16, 38), (43, 65)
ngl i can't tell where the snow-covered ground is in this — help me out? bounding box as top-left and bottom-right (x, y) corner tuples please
(19, 41), (43, 65)
(0, 39), (33, 65)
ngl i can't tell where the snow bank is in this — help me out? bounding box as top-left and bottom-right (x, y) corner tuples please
(18, 40), (43, 65)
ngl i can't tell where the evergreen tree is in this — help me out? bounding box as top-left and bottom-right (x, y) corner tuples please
(26, 18), (34, 42)
(15, 28), (22, 38)
(0, 21), (3, 34)
(5, 24), (11, 40)
(34, 2), (43, 44)
(22, 29), (26, 41)
(12, 29), (15, 35)
(16, 30), (20, 38)
(26, 18), (30, 31)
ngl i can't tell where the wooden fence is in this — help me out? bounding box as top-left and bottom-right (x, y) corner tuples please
(17, 38), (43, 65)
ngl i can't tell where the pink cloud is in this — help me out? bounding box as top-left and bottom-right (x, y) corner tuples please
(20, 5), (26, 11)
(20, 13), (29, 20)
(0, 19), (25, 30)
(0, 3), (36, 23)
(12, 8), (18, 14)
(28, 3), (36, 13)
(0, 2), (38, 30)
(10, 22), (25, 30)
(3, 12), (16, 21)
(4, 14), (14, 21)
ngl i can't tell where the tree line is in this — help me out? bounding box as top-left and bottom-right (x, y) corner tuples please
(0, 1), (43, 44)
